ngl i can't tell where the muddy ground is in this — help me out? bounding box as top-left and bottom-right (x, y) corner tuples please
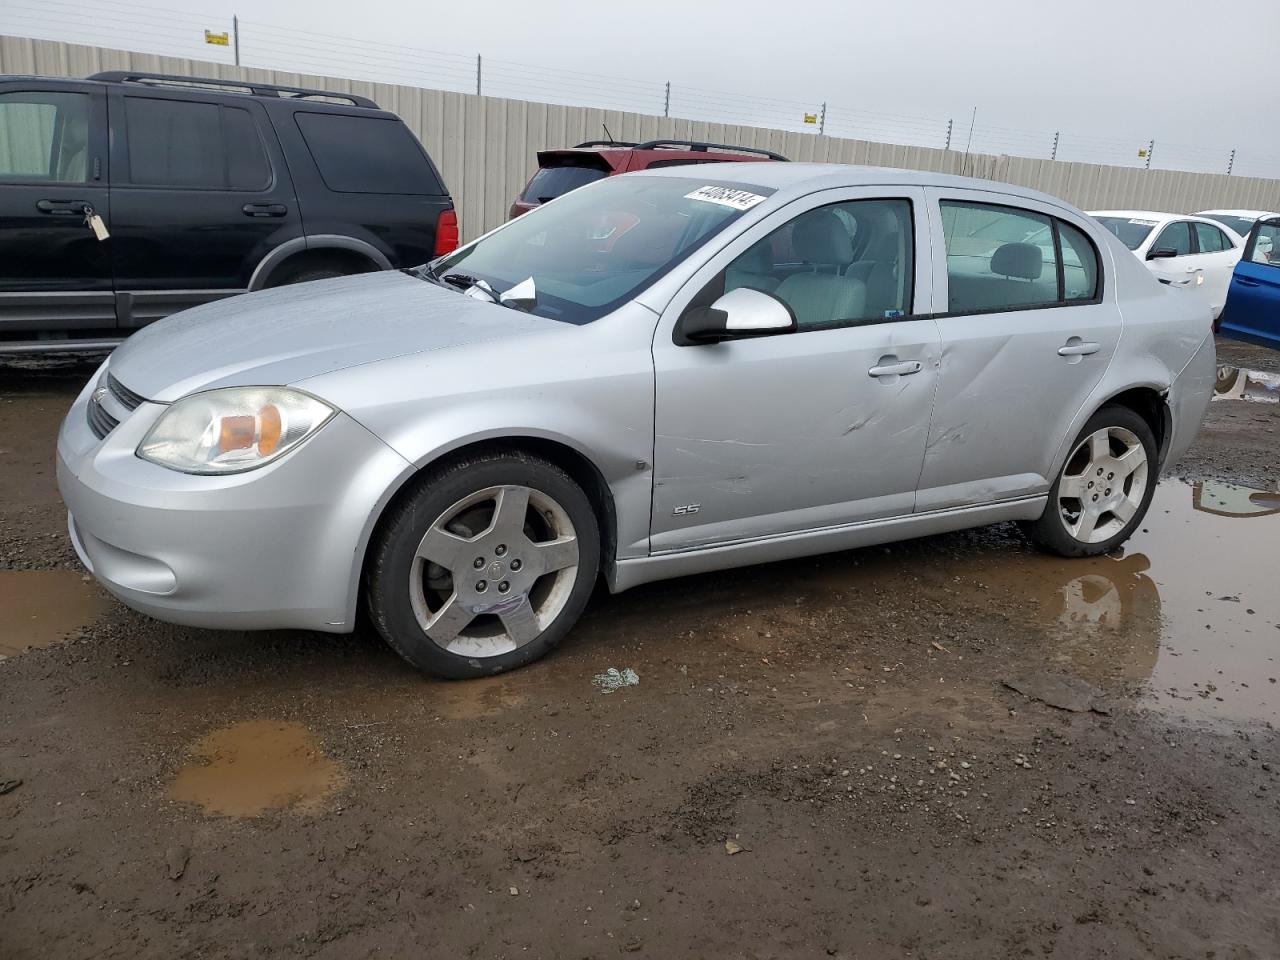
(2, 341), (1279, 959)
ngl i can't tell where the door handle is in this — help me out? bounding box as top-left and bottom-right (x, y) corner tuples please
(1236, 278), (1261, 288)
(36, 199), (90, 216)
(868, 359), (923, 378)
(242, 202), (287, 217)
(1057, 341), (1100, 356)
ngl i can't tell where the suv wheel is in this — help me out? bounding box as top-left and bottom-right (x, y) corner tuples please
(1021, 405), (1157, 557)
(366, 451), (600, 678)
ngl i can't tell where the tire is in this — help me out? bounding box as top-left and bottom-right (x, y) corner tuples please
(1020, 404), (1158, 558)
(366, 450), (600, 679)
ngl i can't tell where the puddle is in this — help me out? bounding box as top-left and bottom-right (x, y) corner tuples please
(954, 480), (1278, 725)
(169, 720), (345, 817)
(0, 569), (111, 658)
(1214, 365), (1280, 404)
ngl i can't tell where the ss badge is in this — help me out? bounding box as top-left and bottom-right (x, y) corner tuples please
(672, 503), (701, 517)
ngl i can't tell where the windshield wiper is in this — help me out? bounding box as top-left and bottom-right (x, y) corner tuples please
(440, 272), (481, 290)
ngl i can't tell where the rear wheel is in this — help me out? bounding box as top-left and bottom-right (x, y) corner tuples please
(366, 451), (600, 678)
(1021, 405), (1157, 557)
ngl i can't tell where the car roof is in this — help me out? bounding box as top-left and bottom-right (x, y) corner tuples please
(1089, 210), (1178, 222)
(631, 161), (1089, 214)
(1196, 209), (1278, 218)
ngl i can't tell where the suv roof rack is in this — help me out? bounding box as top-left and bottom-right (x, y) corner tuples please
(632, 140), (790, 161)
(573, 140), (638, 149)
(87, 71), (380, 109)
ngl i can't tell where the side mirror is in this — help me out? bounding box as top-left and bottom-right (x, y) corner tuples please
(1147, 247), (1179, 260)
(680, 287), (797, 344)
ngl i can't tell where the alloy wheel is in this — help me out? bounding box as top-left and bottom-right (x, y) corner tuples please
(1056, 425), (1149, 544)
(408, 484), (579, 658)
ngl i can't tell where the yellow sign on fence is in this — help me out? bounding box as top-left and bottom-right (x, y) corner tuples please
(204, 30), (230, 46)
(803, 113), (818, 125)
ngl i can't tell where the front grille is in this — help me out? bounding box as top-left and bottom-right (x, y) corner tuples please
(107, 373), (145, 411)
(86, 394), (120, 439)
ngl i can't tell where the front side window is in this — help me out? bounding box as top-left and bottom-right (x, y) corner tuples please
(1193, 222), (1230, 253)
(430, 175), (769, 325)
(1152, 221), (1192, 256)
(1248, 222), (1280, 265)
(295, 112), (443, 195)
(722, 198), (914, 328)
(126, 97), (269, 189)
(941, 201), (1059, 311)
(0, 90), (90, 182)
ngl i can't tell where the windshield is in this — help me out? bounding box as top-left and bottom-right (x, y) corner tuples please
(1198, 213), (1256, 238)
(1093, 216), (1158, 251)
(429, 176), (772, 324)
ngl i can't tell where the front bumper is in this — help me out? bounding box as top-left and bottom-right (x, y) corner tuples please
(56, 372), (413, 632)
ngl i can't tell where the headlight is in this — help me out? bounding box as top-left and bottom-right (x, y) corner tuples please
(137, 387), (334, 474)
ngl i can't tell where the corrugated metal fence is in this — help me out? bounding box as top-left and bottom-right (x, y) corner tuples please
(4, 34), (1280, 242)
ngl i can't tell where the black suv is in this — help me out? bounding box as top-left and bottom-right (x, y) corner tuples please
(0, 71), (457, 352)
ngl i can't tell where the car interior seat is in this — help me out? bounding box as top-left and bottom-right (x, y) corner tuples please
(773, 210), (867, 327)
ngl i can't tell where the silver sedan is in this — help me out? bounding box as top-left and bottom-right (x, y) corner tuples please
(57, 164), (1215, 677)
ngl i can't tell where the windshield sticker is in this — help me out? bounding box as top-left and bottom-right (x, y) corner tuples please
(1128, 218), (1159, 226)
(684, 186), (768, 211)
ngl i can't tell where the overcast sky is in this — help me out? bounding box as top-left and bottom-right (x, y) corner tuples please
(6, 0), (1280, 176)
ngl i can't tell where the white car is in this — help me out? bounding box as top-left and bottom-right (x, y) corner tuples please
(1197, 209), (1278, 259)
(1090, 210), (1242, 320)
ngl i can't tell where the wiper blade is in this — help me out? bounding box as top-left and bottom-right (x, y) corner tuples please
(440, 273), (480, 290)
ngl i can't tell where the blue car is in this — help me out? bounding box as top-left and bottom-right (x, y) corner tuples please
(1220, 216), (1280, 347)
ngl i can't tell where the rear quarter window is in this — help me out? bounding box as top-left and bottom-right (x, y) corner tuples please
(295, 112), (443, 195)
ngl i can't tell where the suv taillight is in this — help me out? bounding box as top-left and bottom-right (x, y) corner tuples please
(434, 209), (459, 256)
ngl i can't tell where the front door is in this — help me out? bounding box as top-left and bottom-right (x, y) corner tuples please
(651, 188), (941, 552)
(107, 88), (303, 328)
(916, 190), (1118, 510)
(1220, 217), (1280, 347)
(0, 83), (113, 337)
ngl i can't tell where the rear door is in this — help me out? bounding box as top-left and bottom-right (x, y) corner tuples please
(1190, 220), (1242, 316)
(917, 190), (1115, 510)
(1220, 217), (1280, 347)
(0, 82), (113, 337)
(107, 88), (302, 328)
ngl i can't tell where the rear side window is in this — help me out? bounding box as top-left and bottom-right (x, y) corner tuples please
(521, 165), (607, 202)
(0, 90), (90, 182)
(1152, 221), (1192, 256)
(1247, 222), (1280, 266)
(1193, 221), (1230, 252)
(941, 201), (1100, 312)
(125, 97), (270, 190)
(295, 112), (442, 195)
(1058, 220), (1100, 301)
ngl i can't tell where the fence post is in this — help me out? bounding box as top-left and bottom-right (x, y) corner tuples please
(1145, 139), (1154, 170)
(1051, 131), (1059, 161)
(818, 102), (826, 136)
(944, 118), (952, 150)
(1227, 149), (1236, 176)
(476, 55), (482, 96)
(232, 15), (240, 67)
(663, 81), (670, 118)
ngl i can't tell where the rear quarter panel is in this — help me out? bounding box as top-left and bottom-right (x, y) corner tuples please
(1052, 229), (1212, 477)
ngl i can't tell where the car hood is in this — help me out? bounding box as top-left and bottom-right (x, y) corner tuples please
(108, 271), (552, 403)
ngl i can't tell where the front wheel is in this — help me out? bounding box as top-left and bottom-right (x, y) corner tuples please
(1020, 405), (1157, 557)
(366, 451), (600, 678)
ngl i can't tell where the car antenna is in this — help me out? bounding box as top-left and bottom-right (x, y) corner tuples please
(603, 122), (617, 145)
